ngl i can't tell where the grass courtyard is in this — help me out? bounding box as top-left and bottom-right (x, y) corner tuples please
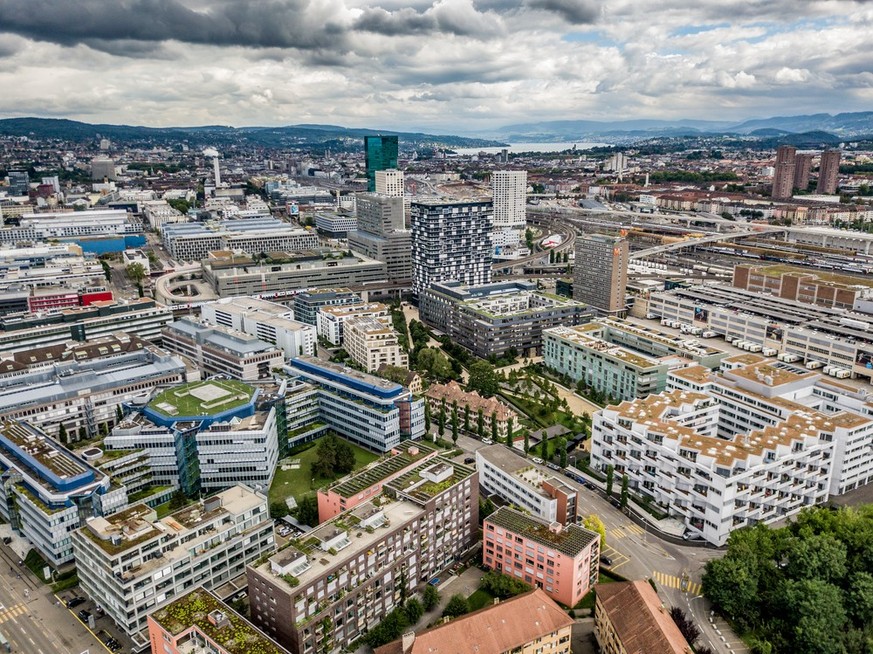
(149, 379), (255, 417)
(268, 437), (381, 507)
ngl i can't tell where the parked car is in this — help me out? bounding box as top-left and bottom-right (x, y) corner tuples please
(77, 609), (91, 622)
(545, 462), (560, 470)
(66, 597), (86, 608)
(482, 438), (493, 445)
(463, 457), (475, 464)
(600, 555), (614, 567)
(532, 457), (544, 465)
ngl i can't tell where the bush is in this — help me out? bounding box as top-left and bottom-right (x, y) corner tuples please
(480, 571), (531, 599)
(442, 594), (469, 618)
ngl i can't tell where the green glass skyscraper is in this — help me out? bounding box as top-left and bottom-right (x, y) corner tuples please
(365, 135), (398, 192)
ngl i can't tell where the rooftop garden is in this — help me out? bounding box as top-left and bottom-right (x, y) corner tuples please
(149, 379), (255, 418)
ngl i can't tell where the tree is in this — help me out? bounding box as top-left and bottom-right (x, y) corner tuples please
(423, 584), (440, 611)
(783, 579), (847, 654)
(57, 423), (68, 444)
(311, 434), (356, 479)
(605, 465), (614, 497)
(582, 514), (606, 547)
(403, 597), (423, 625)
(506, 416), (514, 447)
(270, 501), (290, 519)
(442, 594), (469, 618)
(168, 490), (187, 510)
(540, 437), (548, 460)
(467, 360), (499, 398)
(491, 412), (498, 443)
(477, 409), (485, 438)
(479, 496), (495, 521)
(126, 262), (146, 284)
(451, 405), (459, 445)
(100, 259), (112, 282)
(424, 401), (431, 433)
(669, 607), (700, 647)
(525, 227), (534, 251)
(115, 405), (124, 422)
(438, 403), (446, 438)
(524, 430), (530, 453)
(846, 572), (873, 625)
(785, 533), (847, 583)
(702, 555), (761, 630)
(295, 494), (319, 527)
(464, 405), (471, 432)
(480, 571), (532, 599)
(620, 474), (629, 509)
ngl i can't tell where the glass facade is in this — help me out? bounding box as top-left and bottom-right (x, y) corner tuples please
(364, 135), (398, 192)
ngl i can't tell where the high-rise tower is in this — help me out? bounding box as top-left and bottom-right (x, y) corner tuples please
(364, 135), (399, 192)
(492, 170), (527, 230)
(817, 149), (841, 195)
(771, 145), (796, 200)
(573, 234), (628, 315)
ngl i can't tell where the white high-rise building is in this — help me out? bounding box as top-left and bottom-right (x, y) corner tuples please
(374, 169), (404, 197)
(492, 170), (527, 230)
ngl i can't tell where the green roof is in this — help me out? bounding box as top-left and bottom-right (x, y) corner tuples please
(149, 380), (255, 418)
(327, 442), (437, 498)
(386, 459), (476, 501)
(486, 507), (599, 557)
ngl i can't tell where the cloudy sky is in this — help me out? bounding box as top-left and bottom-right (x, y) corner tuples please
(0, 0), (871, 133)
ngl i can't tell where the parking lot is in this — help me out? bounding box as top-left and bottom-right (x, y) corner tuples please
(58, 589), (132, 653)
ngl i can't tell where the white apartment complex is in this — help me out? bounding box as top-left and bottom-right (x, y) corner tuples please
(315, 301), (390, 345)
(343, 316), (408, 372)
(374, 169), (404, 197)
(591, 361), (873, 545)
(492, 170), (527, 230)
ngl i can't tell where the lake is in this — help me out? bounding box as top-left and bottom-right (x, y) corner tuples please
(453, 141), (609, 155)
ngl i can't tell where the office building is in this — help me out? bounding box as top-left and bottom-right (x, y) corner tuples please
(483, 507), (600, 608)
(365, 135), (399, 192)
(0, 420), (125, 567)
(162, 318), (285, 381)
(411, 199), (493, 296)
(142, 200), (186, 230)
(732, 264), (873, 310)
(424, 381), (517, 441)
(201, 297), (317, 358)
(291, 288), (361, 326)
(316, 302), (390, 345)
(594, 581), (691, 654)
(106, 379), (283, 495)
(573, 234), (627, 315)
(349, 193), (412, 283)
(419, 280), (591, 358)
(592, 361), (873, 545)
(492, 170), (527, 230)
(314, 211), (357, 238)
(90, 157), (117, 181)
(285, 357), (424, 451)
(374, 169), (404, 197)
(147, 589), (292, 654)
(794, 153), (814, 191)
(202, 251), (387, 298)
(343, 316), (408, 372)
(7, 170), (29, 196)
(162, 218), (318, 262)
(817, 149), (842, 194)
(73, 484), (274, 649)
(4, 210), (146, 254)
(247, 456), (478, 652)
(375, 589), (573, 654)
(772, 145), (796, 200)
(476, 445), (577, 524)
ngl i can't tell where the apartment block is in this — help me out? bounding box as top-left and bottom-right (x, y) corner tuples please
(72, 484), (274, 650)
(315, 302), (389, 345)
(772, 145), (796, 200)
(594, 580), (691, 654)
(573, 234), (627, 315)
(476, 445), (577, 524)
(419, 281), (591, 359)
(483, 507), (600, 608)
(592, 361), (873, 545)
(0, 420), (125, 567)
(424, 381), (517, 441)
(817, 149), (841, 195)
(375, 588), (572, 654)
(247, 457), (478, 653)
(411, 199), (493, 296)
(291, 288), (361, 326)
(162, 218), (318, 261)
(374, 169), (404, 197)
(285, 357), (425, 452)
(162, 317), (285, 381)
(201, 296), (316, 358)
(343, 316), (408, 372)
(317, 442), (440, 522)
(732, 264), (872, 310)
(147, 589), (292, 654)
(492, 170), (527, 230)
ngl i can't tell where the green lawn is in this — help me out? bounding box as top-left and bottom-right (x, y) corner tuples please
(269, 437), (381, 506)
(150, 380), (254, 417)
(467, 589), (496, 611)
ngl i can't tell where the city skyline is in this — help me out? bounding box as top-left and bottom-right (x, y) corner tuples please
(0, 0), (871, 132)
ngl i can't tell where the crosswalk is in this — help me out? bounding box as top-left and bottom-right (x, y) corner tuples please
(608, 523), (644, 541)
(652, 571), (702, 596)
(0, 602), (27, 623)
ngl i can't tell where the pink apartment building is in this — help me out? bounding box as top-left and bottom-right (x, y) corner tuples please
(316, 441), (439, 522)
(483, 506), (600, 608)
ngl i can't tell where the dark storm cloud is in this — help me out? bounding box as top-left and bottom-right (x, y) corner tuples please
(527, 0), (598, 23)
(0, 0), (347, 50)
(354, 2), (503, 38)
(354, 7), (440, 35)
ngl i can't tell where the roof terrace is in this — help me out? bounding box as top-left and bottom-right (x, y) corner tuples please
(487, 507), (599, 557)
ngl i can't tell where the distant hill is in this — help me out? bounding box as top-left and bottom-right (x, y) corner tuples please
(0, 117), (506, 150)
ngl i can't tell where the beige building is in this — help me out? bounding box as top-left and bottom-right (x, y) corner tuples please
(595, 580), (691, 654)
(424, 380), (518, 440)
(375, 588), (572, 654)
(343, 316), (408, 372)
(573, 234), (628, 315)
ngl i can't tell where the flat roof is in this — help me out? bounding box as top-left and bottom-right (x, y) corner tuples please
(486, 507), (598, 557)
(148, 379), (256, 418)
(327, 442), (438, 498)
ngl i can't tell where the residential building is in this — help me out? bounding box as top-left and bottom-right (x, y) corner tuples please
(411, 199), (493, 297)
(483, 507), (600, 608)
(374, 169), (404, 197)
(492, 170), (527, 230)
(162, 218), (318, 262)
(292, 288), (361, 326)
(344, 316), (408, 372)
(317, 441), (440, 522)
(285, 357), (425, 451)
(377, 365), (423, 395)
(72, 484), (274, 650)
(375, 588), (573, 654)
(0, 338), (189, 441)
(794, 153), (814, 191)
(105, 379), (283, 495)
(594, 580), (691, 654)
(365, 135), (399, 192)
(476, 444), (577, 524)
(162, 317), (285, 381)
(544, 320), (721, 401)
(247, 456), (478, 653)
(573, 234), (627, 315)
(592, 361), (873, 545)
(202, 251), (387, 298)
(424, 381), (517, 441)
(315, 302), (390, 345)
(0, 420), (125, 567)
(772, 145), (796, 200)
(201, 296), (316, 358)
(732, 264), (873, 310)
(817, 149), (842, 194)
(419, 280), (591, 358)
(147, 589), (292, 654)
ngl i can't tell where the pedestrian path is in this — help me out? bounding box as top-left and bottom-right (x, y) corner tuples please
(652, 570), (702, 596)
(0, 602), (26, 623)
(609, 524), (644, 540)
